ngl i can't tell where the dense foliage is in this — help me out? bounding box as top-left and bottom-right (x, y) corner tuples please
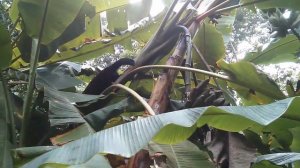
(0, 0), (300, 167)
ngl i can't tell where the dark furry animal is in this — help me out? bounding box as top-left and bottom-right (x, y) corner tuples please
(83, 58), (135, 95)
(78, 58), (134, 114)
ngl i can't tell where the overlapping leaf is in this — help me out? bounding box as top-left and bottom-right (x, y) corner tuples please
(21, 96), (300, 168)
(35, 63), (83, 90)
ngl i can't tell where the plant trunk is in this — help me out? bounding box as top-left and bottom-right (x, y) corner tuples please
(146, 22), (199, 114)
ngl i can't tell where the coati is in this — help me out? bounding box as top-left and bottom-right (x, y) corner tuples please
(78, 58), (135, 114)
(83, 58), (135, 95)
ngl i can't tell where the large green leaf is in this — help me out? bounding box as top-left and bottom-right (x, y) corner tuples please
(0, 23), (12, 70)
(241, 0), (300, 11)
(243, 35), (300, 65)
(18, 0), (85, 44)
(21, 96), (300, 167)
(11, 1), (168, 68)
(218, 60), (286, 99)
(148, 141), (214, 168)
(193, 22), (226, 69)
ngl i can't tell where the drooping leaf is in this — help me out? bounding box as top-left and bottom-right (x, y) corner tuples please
(243, 35), (300, 65)
(11, 14), (164, 69)
(84, 98), (132, 131)
(44, 87), (95, 145)
(148, 141), (214, 168)
(44, 87), (92, 127)
(36, 62), (83, 90)
(218, 60), (286, 99)
(18, 2), (93, 63)
(18, 0), (85, 45)
(21, 97), (300, 167)
(255, 153), (300, 165)
(0, 23), (12, 70)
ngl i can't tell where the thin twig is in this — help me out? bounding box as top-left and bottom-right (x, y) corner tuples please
(102, 84), (156, 116)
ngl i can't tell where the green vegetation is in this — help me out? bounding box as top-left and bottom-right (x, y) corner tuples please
(0, 0), (300, 167)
